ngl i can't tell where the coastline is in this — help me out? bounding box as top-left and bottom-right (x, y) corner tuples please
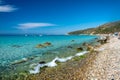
(26, 35), (120, 80)
(0, 35), (98, 80)
(1, 34), (119, 80)
(26, 49), (98, 80)
(22, 35), (102, 79)
(84, 35), (120, 79)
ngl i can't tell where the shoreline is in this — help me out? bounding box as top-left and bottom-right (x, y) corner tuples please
(1, 34), (113, 80)
(26, 35), (120, 80)
(0, 35), (99, 80)
(25, 35), (106, 80)
(27, 49), (98, 80)
(84, 35), (120, 79)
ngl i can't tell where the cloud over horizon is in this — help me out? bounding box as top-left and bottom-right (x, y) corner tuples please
(17, 22), (57, 30)
(0, 0), (17, 12)
(0, 5), (17, 12)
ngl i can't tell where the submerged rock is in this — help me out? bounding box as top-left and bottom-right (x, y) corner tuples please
(11, 57), (34, 65)
(67, 46), (72, 48)
(39, 61), (46, 64)
(71, 40), (75, 42)
(28, 57), (34, 60)
(11, 58), (28, 65)
(76, 47), (83, 51)
(35, 42), (52, 48)
(11, 45), (22, 48)
(18, 72), (28, 79)
(35, 44), (44, 48)
(43, 42), (52, 46)
(82, 42), (89, 46)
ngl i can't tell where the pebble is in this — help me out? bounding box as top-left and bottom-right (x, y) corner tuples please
(85, 37), (120, 79)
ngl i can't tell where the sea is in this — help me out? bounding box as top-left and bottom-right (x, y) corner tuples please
(0, 35), (99, 79)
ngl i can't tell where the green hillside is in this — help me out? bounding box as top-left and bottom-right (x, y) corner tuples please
(68, 21), (120, 35)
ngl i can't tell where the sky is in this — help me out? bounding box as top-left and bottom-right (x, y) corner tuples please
(0, 0), (120, 35)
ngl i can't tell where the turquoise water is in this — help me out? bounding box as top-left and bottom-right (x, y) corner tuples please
(0, 35), (98, 78)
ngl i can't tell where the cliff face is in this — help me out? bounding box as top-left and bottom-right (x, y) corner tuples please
(68, 21), (120, 35)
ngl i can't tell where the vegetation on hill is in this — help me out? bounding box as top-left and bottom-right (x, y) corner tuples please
(68, 21), (120, 35)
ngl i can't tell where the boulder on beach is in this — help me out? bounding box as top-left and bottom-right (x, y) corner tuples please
(97, 36), (109, 44)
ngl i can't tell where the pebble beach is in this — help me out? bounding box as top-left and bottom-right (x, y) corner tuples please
(1, 35), (120, 80)
(26, 35), (120, 80)
(84, 36), (120, 80)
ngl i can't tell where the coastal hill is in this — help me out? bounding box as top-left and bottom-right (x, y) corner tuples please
(68, 21), (120, 35)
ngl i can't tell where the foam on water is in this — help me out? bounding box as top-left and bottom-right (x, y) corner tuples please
(45, 57), (58, 67)
(75, 51), (88, 56)
(29, 64), (45, 74)
(29, 57), (58, 74)
(29, 51), (88, 74)
(56, 56), (73, 62)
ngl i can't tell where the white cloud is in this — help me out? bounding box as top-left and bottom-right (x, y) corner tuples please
(17, 23), (57, 30)
(0, 5), (17, 12)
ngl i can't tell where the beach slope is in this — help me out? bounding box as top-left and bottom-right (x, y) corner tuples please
(27, 36), (120, 80)
(84, 36), (120, 80)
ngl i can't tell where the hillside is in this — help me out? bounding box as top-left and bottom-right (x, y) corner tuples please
(68, 21), (120, 35)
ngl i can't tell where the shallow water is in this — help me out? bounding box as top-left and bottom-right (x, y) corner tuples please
(0, 35), (98, 79)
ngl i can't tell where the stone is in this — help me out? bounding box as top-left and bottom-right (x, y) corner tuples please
(82, 42), (89, 46)
(87, 45), (94, 51)
(43, 42), (52, 46)
(67, 46), (72, 48)
(39, 61), (46, 64)
(76, 47), (83, 51)
(71, 40), (75, 42)
(11, 58), (28, 65)
(11, 45), (21, 48)
(35, 44), (44, 48)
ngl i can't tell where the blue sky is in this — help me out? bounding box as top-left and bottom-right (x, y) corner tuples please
(0, 0), (120, 35)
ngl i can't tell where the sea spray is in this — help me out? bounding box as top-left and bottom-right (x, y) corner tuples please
(29, 51), (88, 74)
